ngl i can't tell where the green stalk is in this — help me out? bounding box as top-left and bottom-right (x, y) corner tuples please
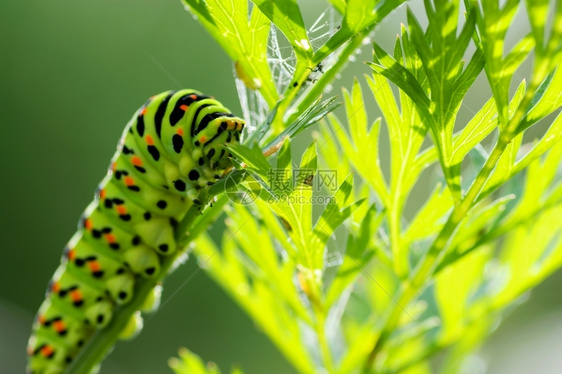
(315, 310), (335, 373)
(301, 272), (334, 372)
(389, 138), (420, 279)
(287, 29), (372, 126)
(271, 61), (313, 133)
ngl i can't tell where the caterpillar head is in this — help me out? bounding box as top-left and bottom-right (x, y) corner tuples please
(193, 116), (245, 173)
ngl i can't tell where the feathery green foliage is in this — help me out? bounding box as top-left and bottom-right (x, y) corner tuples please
(173, 0), (562, 373)
(70, 0), (562, 373)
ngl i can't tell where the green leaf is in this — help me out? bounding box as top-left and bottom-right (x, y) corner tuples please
(367, 66), (428, 196)
(436, 318), (492, 374)
(447, 8), (477, 72)
(479, 115), (562, 198)
(502, 33), (535, 78)
(477, 82), (529, 196)
(207, 169), (248, 198)
(482, 132), (524, 193)
(525, 0), (549, 54)
(251, 0), (313, 63)
(450, 95), (498, 166)
(494, 204), (562, 310)
(449, 48), (485, 121)
(241, 164), (279, 201)
(489, 141), (562, 239)
(324, 204), (379, 308)
(313, 173), (365, 250)
(435, 249), (490, 344)
(299, 140), (317, 174)
(367, 47), (431, 118)
(275, 137), (292, 171)
(226, 143), (271, 178)
(183, 0), (278, 106)
(262, 96), (339, 152)
(170, 347), (222, 374)
(273, 137), (293, 193)
(404, 185), (453, 244)
(344, 0), (379, 32)
(518, 67), (562, 133)
(436, 194), (517, 273)
(343, 79), (368, 149)
(264, 143), (320, 267)
(292, 142), (317, 240)
(243, 102), (279, 146)
(472, 0), (520, 126)
(314, 0), (406, 63)
(513, 111), (562, 177)
(405, 7), (438, 109)
(400, 361), (432, 374)
(327, 0), (347, 14)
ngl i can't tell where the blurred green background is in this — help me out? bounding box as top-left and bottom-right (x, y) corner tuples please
(1, 1), (561, 373)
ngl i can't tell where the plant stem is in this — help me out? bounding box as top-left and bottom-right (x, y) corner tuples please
(272, 61), (313, 133)
(315, 309), (335, 373)
(288, 29), (371, 126)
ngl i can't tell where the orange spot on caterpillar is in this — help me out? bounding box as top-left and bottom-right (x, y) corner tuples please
(84, 219), (93, 231)
(140, 107), (147, 116)
(115, 205), (127, 215)
(99, 189), (106, 200)
(53, 320), (66, 333)
(200, 136), (207, 143)
(88, 261), (101, 273)
(124, 176), (135, 186)
(131, 156), (143, 166)
(111, 162), (117, 172)
(52, 282), (61, 293)
(176, 128), (184, 136)
(40, 345), (54, 358)
(227, 120), (241, 130)
(145, 135), (154, 145)
(179, 104), (188, 111)
(105, 233), (116, 243)
(68, 249), (76, 261)
(190, 94), (197, 100)
(70, 289), (82, 303)
(38, 315), (46, 324)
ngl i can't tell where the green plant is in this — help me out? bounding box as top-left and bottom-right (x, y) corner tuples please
(61, 0), (562, 373)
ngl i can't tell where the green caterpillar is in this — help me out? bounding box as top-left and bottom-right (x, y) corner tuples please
(27, 90), (245, 374)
